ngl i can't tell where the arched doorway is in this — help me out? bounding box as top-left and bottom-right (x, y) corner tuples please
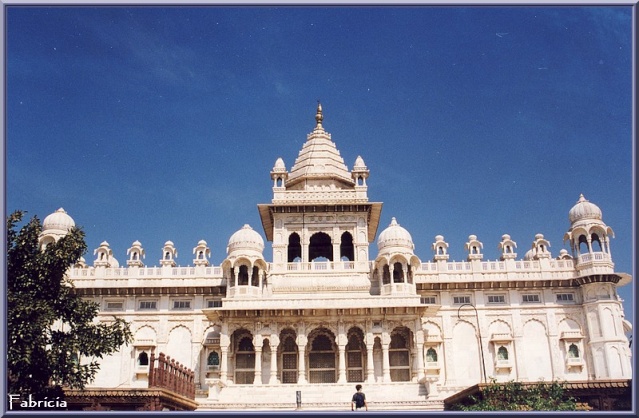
(307, 328), (337, 383)
(389, 327), (411, 382)
(279, 329), (298, 384)
(346, 327), (366, 382)
(233, 329), (255, 384)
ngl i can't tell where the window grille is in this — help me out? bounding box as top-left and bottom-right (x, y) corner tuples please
(389, 333), (410, 382)
(139, 301), (157, 310)
(556, 293), (575, 302)
(308, 334), (336, 383)
(487, 295), (505, 304)
(281, 336), (298, 384)
(420, 296), (436, 304)
(173, 300), (191, 309)
(522, 294), (540, 303)
(106, 301), (123, 310)
(453, 296), (471, 305)
(207, 300), (222, 308)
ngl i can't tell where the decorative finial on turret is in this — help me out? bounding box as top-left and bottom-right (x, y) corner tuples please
(315, 101), (323, 129)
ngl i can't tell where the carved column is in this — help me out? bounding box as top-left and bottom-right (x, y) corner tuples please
(253, 345), (263, 385)
(415, 329), (425, 381)
(220, 347), (229, 383)
(297, 334), (308, 384)
(366, 344), (375, 383)
(269, 337), (279, 384)
(338, 344), (347, 383)
(382, 332), (391, 382)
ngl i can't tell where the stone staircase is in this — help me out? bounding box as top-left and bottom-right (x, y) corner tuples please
(195, 382), (444, 411)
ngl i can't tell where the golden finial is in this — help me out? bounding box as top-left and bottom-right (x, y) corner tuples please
(315, 101), (323, 129)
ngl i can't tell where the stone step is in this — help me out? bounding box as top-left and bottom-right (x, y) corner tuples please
(195, 381), (444, 411)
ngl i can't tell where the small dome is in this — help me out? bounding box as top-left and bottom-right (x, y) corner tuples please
(523, 249), (535, 260)
(228, 224), (264, 253)
(42, 208), (75, 231)
(164, 240), (174, 247)
(197, 239), (207, 246)
(569, 194), (602, 223)
(132, 240), (142, 246)
(273, 157), (286, 171)
(353, 155), (367, 169)
(377, 217), (414, 251)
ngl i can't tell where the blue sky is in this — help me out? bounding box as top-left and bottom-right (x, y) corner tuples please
(5, 5), (634, 317)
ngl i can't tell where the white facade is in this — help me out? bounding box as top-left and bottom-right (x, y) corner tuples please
(44, 104), (632, 410)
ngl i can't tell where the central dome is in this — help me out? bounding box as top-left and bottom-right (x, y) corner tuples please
(43, 208), (75, 231)
(377, 217), (414, 251)
(227, 224), (265, 253)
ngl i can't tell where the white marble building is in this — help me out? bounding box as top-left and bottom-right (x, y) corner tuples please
(42, 104), (632, 410)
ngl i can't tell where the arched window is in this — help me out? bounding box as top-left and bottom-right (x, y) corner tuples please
(235, 335), (255, 384)
(309, 232), (333, 262)
(132, 252), (138, 260)
(426, 347), (437, 363)
(578, 235), (588, 254)
(340, 232), (354, 261)
(472, 246), (478, 254)
(238, 265), (249, 286)
(288, 233), (302, 263)
(308, 331), (337, 384)
(251, 266), (260, 287)
(207, 351), (219, 366)
(389, 330), (410, 382)
(165, 252), (170, 260)
(437, 247), (443, 255)
(276, 177), (283, 187)
(137, 351), (149, 366)
(392, 262), (404, 283)
(382, 265), (391, 285)
(198, 251), (204, 259)
(568, 344), (579, 359)
(506, 245), (511, 253)
(497, 346), (509, 360)
(346, 329), (365, 382)
(280, 334), (298, 384)
(591, 233), (602, 251)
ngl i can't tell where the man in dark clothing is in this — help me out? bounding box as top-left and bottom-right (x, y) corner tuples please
(351, 384), (368, 411)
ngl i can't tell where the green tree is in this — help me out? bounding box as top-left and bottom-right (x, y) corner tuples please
(7, 210), (132, 404)
(452, 378), (577, 411)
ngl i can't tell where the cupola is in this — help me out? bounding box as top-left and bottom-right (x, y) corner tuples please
(39, 208), (76, 249)
(377, 217), (415, 253)
(227, 224), (265, 256)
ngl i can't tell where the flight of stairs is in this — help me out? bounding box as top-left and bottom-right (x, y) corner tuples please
(196, 382), (445, 411)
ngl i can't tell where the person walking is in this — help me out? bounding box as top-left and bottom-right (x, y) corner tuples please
(351, 384), (368, 411)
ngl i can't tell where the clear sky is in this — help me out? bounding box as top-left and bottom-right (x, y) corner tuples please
(5, 5), (634, 318)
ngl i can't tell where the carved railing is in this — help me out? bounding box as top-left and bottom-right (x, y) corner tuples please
(148, 352), (195, 400)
